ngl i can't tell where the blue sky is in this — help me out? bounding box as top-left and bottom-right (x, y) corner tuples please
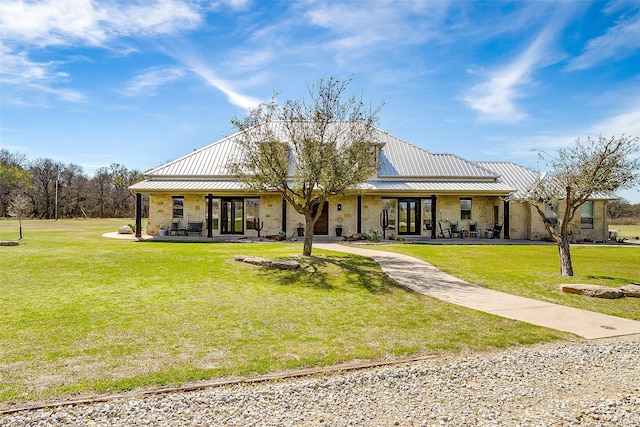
(1, 0), (639, 202)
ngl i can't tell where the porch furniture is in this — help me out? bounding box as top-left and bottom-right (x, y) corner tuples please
(423, 219), (432, 230)
(485, 224), (503, 239)
(169, 220), (182, 236)
(438, 220), (451, 238)
(450, 221), (460, 238)
(468, 221), (479, 238)
(186, 221), (203, 236)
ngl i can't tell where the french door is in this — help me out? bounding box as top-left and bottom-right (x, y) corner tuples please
(221, 198), (244, 234)
(398, 199), (420, 235)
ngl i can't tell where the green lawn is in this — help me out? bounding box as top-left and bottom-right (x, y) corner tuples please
(609, 223), (640, 241)
(0, 218), (596, 406)
(373, 243), (640, 321)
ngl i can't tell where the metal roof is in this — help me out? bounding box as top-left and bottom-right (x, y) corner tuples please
(145, 123), (499, 180)
(129, 179), (247, 192)
(476, 162), (540, 198)
(130, 178), (515, 195)
(132, 123), (521, 196)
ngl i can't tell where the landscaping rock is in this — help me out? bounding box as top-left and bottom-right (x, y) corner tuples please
(235, 256), (300, 270)
(270, 260), (300, 270)
(561, 284), (624, 299)
(620, 284), (640, 298)
(240, 256), (272, 267)
(118, 225), (133, 234)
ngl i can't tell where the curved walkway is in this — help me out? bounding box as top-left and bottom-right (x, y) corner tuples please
(315, 243), (640, 339)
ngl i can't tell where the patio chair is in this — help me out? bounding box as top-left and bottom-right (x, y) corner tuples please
(169, 220), (182, 236)
(186, 220), (203, 236)
(468, 221), (479, 238)
(438, 220), (451, 238)
(450, 221), (460, 238)
(485, 224), (503, 239)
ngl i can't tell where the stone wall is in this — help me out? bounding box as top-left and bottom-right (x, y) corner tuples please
(146, 193), (607, 240)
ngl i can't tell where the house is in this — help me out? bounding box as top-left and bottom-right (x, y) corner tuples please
(129, 126), (608, 241)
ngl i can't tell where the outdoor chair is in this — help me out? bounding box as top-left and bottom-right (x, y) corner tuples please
(186, 221), (203, 236)
(169, 220), (182, 236)
(468, 221), (479, 238)
(438, 220), (451, 238)
(450, 221), (460, 238)
(485, 224), (502, 239)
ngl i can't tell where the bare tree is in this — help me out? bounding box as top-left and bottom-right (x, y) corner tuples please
(230, 76), (383, 256)
(523, 134), (640, 276)
(8, 193), (30, 239)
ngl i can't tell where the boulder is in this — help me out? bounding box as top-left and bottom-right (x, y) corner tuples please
(271, 260), (301, 270)
(118, 225), (133, 234)
(620, 284), (640, 298)
(561, 284), (624, 299)
(240, 256), (272, 267)
(235, 256), (300, 270)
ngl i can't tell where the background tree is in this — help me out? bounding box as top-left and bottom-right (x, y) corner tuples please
(0, 149), (30, 217)
(8, 193), (30, 239)
(230, 76), (383, 256)
(524, 134), (640, 276)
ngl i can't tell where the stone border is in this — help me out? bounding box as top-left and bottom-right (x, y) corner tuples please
(234, 255), (300, 270)
(561, 283), (640, 299)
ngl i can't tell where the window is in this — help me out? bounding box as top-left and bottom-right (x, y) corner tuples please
(172, 196), (184, 218)
(382, 198), (397, 231)
(580, 201), (594, 229)
(460, 198), (472, 220)
(245, 198), (260, 230)
(544, 203), (557, 228)
(206, 198), (220, 230)
(423, 199), (432, 229)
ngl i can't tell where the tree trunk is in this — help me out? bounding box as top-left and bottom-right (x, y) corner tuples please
(558, 235), (574, 276)
(303, 215), (315, 256)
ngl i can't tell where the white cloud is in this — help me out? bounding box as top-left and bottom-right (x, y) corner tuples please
(463, 30), (554, 123)
(566, 11), (640, 71)
(124, 67), (185, 96)
(0, 0), (203, 47)
(183, 59), (261, 109)
(305, 0), (448, 57)
(0, 0), (204, 102)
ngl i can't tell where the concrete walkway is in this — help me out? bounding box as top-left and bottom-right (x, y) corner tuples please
(315, 243), (640, 339)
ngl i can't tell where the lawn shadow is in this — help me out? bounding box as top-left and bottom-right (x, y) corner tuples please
(254, 254), (398, 293)
(586, 275), (638, 285)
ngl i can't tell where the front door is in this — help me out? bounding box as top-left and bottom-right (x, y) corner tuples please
(221, 198), (244, 234)
(398, 199), (420, 235)
(312, 202), (329, 235)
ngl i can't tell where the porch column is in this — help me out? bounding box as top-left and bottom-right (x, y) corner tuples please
(207, 194), (213, 238)
(135, 193), (142, 238)
(431, 195), (437, 239)
(281, 197), (287, 233)
(357, 195), (362, 234)
(503, 199), (510, 239)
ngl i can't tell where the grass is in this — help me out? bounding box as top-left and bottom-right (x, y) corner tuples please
(0, 219), (591, 407)
(372, 243), (640, 321)
(609, 223), (640, 241)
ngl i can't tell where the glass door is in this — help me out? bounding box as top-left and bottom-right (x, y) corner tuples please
(221, 198), (244, 234)
(398, 199), (420, 235)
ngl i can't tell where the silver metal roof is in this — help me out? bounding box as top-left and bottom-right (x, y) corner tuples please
(476, 162), (540, 198)
(145, 123), (499, 180)
(132, 123), (516, 196)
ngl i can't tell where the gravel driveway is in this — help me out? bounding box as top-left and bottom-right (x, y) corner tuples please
(2, 335), (639, 426)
